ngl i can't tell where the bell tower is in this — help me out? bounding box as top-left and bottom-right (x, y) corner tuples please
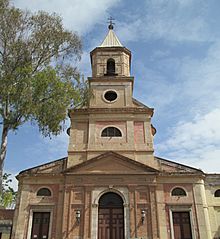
(90, 23), (131, 78)
(67, 23), (158, 169)
(89, 22), (133, 108)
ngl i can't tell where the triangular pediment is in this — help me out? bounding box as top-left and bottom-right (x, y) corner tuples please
(64, 152), (159, 175)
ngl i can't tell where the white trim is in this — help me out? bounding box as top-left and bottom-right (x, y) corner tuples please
(26, 207), (53, 239)
(91, 187), (130, 239)
(169, 206), (195, 239)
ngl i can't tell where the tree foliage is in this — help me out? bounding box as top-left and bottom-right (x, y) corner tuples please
(0, 0), (87, 191)
(0, 173), (17, 208)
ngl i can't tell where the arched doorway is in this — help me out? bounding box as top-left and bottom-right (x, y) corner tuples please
(98, 192), (124, 239)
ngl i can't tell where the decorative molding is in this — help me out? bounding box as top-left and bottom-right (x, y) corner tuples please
(70, 107), (153, 114)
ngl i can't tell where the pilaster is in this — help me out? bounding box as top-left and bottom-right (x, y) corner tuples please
(149, 185), (159, 239)
(193, 180), (212, 239)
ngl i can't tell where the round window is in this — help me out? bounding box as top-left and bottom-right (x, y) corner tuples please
(104, 90), (117, 102)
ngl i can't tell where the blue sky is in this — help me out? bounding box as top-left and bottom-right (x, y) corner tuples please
(2, 0), (220, 188)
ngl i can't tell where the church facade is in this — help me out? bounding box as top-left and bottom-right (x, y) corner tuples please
(12, 25), (220, 239)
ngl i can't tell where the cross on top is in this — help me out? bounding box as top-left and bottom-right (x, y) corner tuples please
(108, 16), (115, 30)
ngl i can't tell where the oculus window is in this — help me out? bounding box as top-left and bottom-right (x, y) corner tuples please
(101, 127), (122, 137)
(104, 90), (117, 102)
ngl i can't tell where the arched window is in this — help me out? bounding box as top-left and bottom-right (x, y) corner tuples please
(101, 127), (122, 137)
(214, 189), (220, 197)
(105, 58), (117, 76)
(171, 187), (187, 196)
(37, 187), (52, 196)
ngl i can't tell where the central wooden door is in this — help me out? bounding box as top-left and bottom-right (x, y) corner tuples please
(172, 212), (192, 239)
(98, 193), (124, 239)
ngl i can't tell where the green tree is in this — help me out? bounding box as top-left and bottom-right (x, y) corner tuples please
(0, 0), (86, 192)
(0, 173), (17, 208)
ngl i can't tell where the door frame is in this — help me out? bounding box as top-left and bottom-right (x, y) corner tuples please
(169, 206), (195, 239)
(91, 187), (130, 239)
(27, 207), (53, 239)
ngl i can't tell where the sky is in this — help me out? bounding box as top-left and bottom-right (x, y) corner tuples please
(2, 0), (220, 189)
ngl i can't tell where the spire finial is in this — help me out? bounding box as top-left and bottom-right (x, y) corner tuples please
(108, 16), (115, 30)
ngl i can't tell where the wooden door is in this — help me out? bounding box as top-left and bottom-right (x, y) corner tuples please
(99, 208), (111, 239)
(31, 212), (50, 239)
(98, 192), (124, 239)
(172, 212), (192, 239)
(98, 208), (124, 239)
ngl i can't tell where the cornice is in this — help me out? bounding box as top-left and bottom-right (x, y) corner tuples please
(90, 46), (131, 56)
(69, 107), (153, 115)
(159, 172), (204, 176)
(88, 76), (134, 82)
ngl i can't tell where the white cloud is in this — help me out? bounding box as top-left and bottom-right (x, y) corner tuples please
(160, 109), (220, 150)
(117, 0), (213, 43)
(156, 108), (220, 172)
(177, 42), (220, 112)
(150, 42), (220, 173)
(118, 19), (143, 42)
(135, 39), (220, 118)
(134, 60), (179, 111)
(12, 0), (120, 34)
(193, 149), (220, 172)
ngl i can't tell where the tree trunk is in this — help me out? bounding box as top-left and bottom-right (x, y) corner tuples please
(0, 123), (9, 194)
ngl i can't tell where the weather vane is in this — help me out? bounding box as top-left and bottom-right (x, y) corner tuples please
(108, 16), (115, 30)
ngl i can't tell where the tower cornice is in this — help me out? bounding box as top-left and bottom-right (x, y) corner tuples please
(90, 46), (131, 55)
(90, 46), (131, 66)
(69, 107), (154, 116)
(88, 76), (134, 82)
